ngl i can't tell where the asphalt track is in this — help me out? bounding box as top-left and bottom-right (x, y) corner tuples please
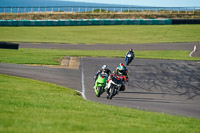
(1, 42), (200, 118)
(20, 42), (199, 51)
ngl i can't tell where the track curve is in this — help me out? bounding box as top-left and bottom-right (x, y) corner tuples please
(1, 42), (200, 118)
(81, 57), (200, 118)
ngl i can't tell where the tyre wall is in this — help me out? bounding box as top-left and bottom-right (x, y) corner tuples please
(0, 42), (19, 49)
(172, 19), (200, 24)
(0, 19), (172, 26)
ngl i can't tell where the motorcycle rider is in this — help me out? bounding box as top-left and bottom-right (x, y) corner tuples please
(126, 48), (135, 60)
(94, 65), (111, 82)
(115, 63), (128, 81)
(107, 63), (128, 92)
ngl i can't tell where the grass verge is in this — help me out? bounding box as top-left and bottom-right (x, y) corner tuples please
(0, 74), (200, 133)
(0, 48), (200, 65)
(0, 25), (200, 44)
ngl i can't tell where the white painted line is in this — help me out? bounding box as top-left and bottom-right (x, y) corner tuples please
(81, 59), (87, 100)
(75, 90), (85, 98)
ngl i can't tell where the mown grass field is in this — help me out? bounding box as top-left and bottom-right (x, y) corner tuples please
(0, 25), (200, 44)
(0, 74), (200, 133)
(0, 25), (200, 132)
(0, 48), (200, 65)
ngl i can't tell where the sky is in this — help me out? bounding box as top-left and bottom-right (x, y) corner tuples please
(61, 0), (200, 7)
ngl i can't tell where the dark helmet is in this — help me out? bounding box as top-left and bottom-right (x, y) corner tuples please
(129, 48), (133, 52)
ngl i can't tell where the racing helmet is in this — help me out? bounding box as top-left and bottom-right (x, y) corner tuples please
(129, 48), (133, 52)
(119, 63), (124, 66)
(117, 65), (125, 75)
(102, 65), (108, 72)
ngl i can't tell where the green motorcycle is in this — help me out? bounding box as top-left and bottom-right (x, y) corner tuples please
(94, 73), (108, 97)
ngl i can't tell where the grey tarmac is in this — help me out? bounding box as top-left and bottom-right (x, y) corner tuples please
(20, 42), (200, 51)
(1, 42), (200, 118)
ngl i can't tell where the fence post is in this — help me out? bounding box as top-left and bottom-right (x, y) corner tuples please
(2, 6), (196, 16)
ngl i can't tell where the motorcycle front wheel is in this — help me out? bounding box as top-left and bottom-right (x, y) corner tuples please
(97, 86), (102, 97)
(106, 88), (110, 99)
(108, 87), (115, 100)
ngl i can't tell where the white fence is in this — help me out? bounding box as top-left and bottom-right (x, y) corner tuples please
(0, 6), (200, 14)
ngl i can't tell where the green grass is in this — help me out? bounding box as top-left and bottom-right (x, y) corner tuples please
(0, 48), (200, 65)
(0, 25), (200, 44)
(0, 74), (199, 133)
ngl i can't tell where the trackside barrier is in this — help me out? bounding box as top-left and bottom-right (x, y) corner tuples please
(172, 19), (200, 24)
(0, 19), (172, 26)
(0, 42), (19, 49)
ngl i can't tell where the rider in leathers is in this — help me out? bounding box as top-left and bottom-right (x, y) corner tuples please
(115, 63), (128, 82)
(107, 63), (128, 91)
(94, 65), (111, 82)
(126, 48), (135, 60)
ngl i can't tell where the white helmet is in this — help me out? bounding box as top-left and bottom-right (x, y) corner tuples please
(102, 65), (107, 70)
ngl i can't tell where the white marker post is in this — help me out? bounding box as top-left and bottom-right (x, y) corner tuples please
(189, 45), (197, 57)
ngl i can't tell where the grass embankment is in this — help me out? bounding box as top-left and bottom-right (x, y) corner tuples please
(1, 10), (200, 19)
(0, 74), (199, 133)
(0, 48), (200, 65)
(0, 25), (200, 44)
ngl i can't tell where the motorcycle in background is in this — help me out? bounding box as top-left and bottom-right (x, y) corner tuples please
(125, 53), (134, 66)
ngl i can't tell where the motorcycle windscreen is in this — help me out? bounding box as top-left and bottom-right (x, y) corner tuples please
(111, 77), (123, 84)
(97, 74), (107, 83)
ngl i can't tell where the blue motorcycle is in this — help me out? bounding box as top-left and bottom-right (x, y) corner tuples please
(125, 53), (134, 66)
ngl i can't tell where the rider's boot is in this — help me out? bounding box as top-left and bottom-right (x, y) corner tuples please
(120, 85), (125, 91)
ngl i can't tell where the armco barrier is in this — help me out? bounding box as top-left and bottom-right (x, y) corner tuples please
(0, 19), (172, 26)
